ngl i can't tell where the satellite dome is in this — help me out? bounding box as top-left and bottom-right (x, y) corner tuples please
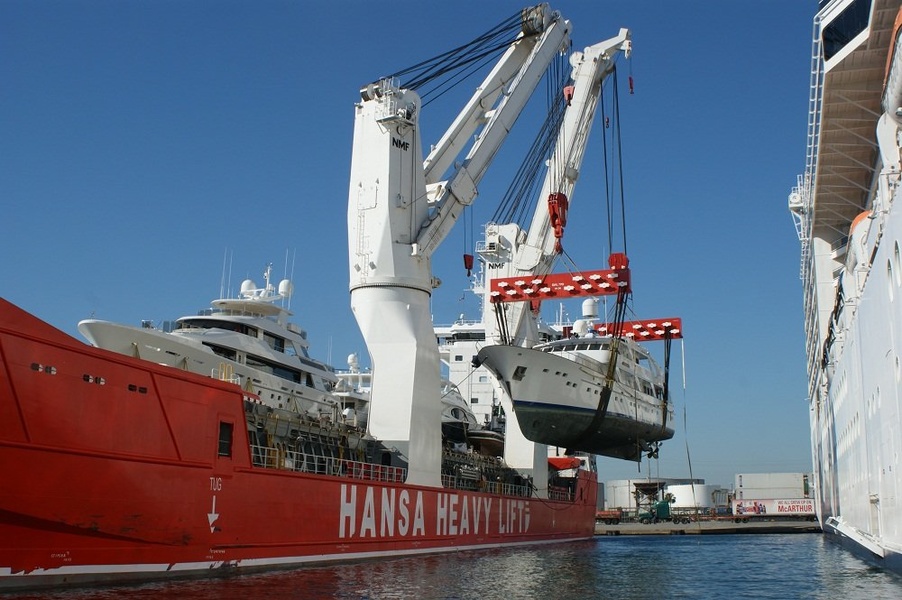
(278, 279), (294, 298)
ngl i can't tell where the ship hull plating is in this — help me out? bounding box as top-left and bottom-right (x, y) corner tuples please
(0, 299), (596, 591)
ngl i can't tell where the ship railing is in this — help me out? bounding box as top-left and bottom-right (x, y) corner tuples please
(548, 485), (573, 502)
(249, 443), (407, 482)
(344, 460), (406, 483)
(213, 363), (241, 385)
(440, 473), (533, 498)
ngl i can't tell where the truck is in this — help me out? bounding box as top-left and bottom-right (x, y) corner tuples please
(596, 502), (692, 525)
(637, 500), (692, 524)
(596, 509), (623, 525)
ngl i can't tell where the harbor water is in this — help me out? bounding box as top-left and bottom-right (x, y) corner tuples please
(7, 534), (901, 599)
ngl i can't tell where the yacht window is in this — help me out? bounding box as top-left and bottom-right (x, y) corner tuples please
(576, 343), (590, 351)
(263, 331), (285, 353)
(178, 318), (258, 338)
(246, 354), (305, 385)
(207, 344), (237, 361)
(453, 332), (486, 341)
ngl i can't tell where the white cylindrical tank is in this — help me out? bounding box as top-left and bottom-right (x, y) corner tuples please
(604, 479), (667, 510)
(665, 484), (720, 509)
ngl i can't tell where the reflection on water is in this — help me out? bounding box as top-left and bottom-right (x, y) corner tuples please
(8, 535), (901, 600)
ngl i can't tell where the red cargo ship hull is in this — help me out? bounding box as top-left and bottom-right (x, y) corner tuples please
(0, 298), (596, 591)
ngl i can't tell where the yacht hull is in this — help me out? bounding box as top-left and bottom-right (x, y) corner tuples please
(477, 345), (673, 460)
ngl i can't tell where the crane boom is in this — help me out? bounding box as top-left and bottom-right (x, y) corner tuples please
(466, 30), (630, 473)
(415, 11), (571, 258)
(346, 4), (573, 486)
(422, 6), (563, 186)
(478, 30), (631, 348)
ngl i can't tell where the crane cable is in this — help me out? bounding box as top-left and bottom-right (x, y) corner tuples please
(556, 66), (638, 455)
(492, 56), (570, 226)
(680, 340), (702, 527)
(390, 11), (524, 100)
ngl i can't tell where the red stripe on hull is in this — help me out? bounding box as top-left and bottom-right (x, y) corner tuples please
(0, 299), (596, 591)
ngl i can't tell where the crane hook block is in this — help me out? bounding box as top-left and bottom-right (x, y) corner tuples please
(548, 192), (569, 253)
(563, 85), (575, 106)
(463, 253), (474, 277)
(608, 253), (629, 270)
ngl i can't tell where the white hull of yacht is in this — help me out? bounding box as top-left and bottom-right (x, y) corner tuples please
(78, 320), (337, 416)
(477, 344), (673, 461)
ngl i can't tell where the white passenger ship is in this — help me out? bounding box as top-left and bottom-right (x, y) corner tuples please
(789, 0), (902, 572)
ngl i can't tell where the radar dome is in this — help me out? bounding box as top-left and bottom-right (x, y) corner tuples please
(278, 279), (294, 298)
(348, 353), (359, 370)
(240, 279), (256, 294)
(581, 298), (599, 319)
(573, 319), (589, 336)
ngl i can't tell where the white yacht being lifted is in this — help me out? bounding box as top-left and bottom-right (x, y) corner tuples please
(476, 287), (679, 462)
(477, 303), (676, 461)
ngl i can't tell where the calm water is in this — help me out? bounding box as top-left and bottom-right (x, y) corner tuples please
(8, 534), (901, 599)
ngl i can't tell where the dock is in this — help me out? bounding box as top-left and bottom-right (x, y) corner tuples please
(596, 519), (822, 536)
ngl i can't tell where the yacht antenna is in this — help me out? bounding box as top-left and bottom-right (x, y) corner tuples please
(220, 248), (233, 299)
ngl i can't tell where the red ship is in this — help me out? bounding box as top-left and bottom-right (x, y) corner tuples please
(0, 298), (596, 591)
(0, 4), (643, 590)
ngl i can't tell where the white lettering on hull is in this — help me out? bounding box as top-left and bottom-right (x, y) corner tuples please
(339, 485), (530, 539)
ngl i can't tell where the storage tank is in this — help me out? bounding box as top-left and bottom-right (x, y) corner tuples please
(665, 484), (721, 509)
(604, 479), (665, 510)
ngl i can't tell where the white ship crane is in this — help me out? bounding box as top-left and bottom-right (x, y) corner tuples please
(347, 3), (630, 486)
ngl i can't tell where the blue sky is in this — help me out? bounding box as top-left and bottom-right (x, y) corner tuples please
(1, 0), (817, 488)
